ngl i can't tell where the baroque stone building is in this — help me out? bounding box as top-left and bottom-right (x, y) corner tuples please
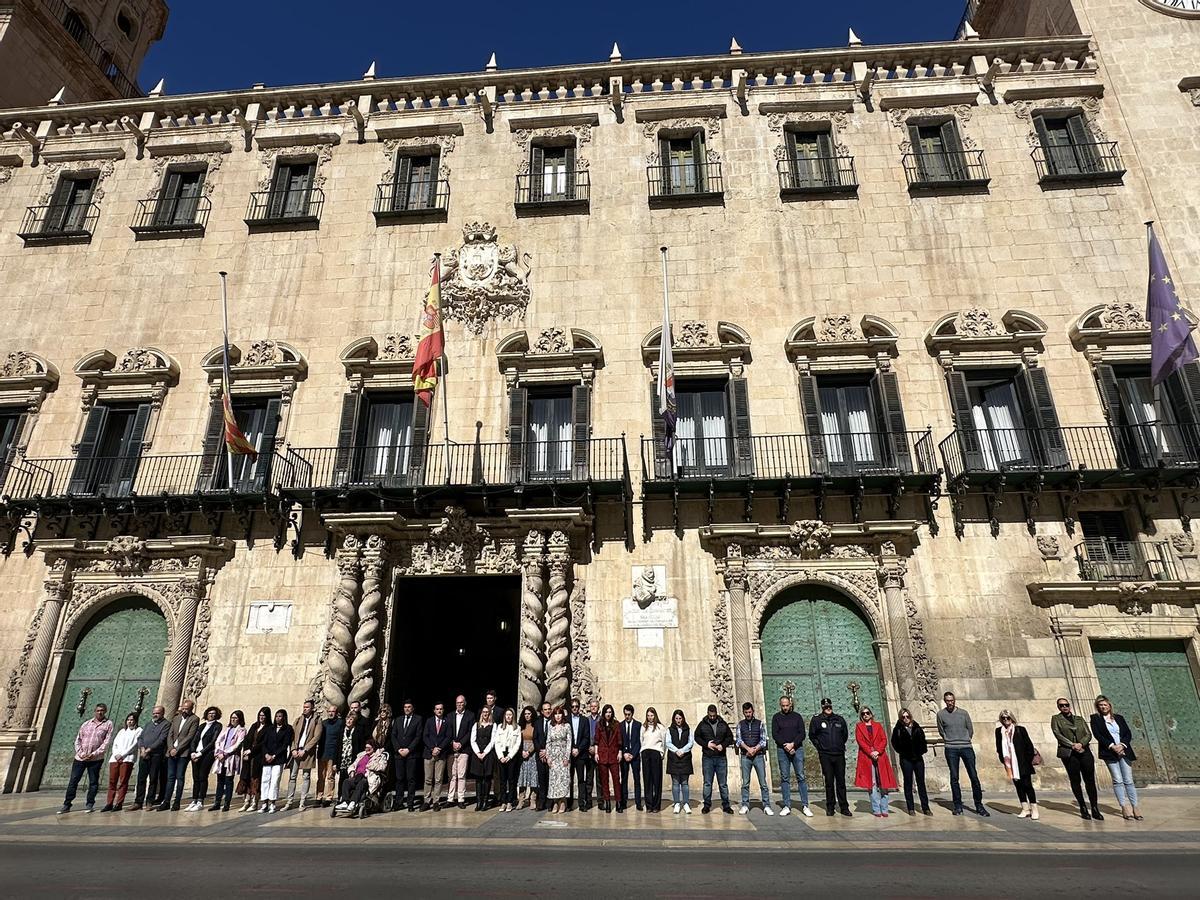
(1, 0), (1199, 794)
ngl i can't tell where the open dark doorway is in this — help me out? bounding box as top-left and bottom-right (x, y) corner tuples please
(387, 576), (521, 718)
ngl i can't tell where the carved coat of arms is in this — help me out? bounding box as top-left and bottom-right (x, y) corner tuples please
(439, 222), (533, 335)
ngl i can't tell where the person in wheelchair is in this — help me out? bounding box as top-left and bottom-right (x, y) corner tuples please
(333, 739), (390, 819)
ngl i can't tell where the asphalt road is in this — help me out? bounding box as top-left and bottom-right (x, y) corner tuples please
(0, 844), (1195, 898)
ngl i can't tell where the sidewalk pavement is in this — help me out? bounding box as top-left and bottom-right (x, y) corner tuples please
(4, 787), (1196, 852)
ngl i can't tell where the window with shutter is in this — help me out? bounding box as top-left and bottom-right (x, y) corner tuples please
(360, 393), (415, 484)
(526, 391), (572, 479)
(399, 154), (438, 211)
(674, 381), (730, 476)
(211, 398), (280, 492)
(798, 373), (827, 476)
(1015, 367), (1068, 469)
(507, 386), (529, 482)
(155, 168), (205, 225)
(1164, 361), (1200, 464)
(69, 405), (109, 495)
(944, 371), (986, 472)
(648, 382), (671, 478)
(871, 370), (913, 474)
(196, 398), (225, 491)
(727, 377), (754, 477)
(1078, 510), (1135, 580)
(816, 379), (879, 475)
(45, 176), (95, 233)
(0, 410), (26, 493)
(939, 120), (968, 181)
(1103, 365), (1183, 467)
(571, 383), (591, 480)
(407, 399), (432, 485)
(666, 136), (700, 194)
(271, 162), (314, 219)
(966, 374), (1034, 470)
(332, 392), (362, 486)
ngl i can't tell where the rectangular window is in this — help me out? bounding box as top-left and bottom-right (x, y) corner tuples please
(908, 121), (968, 183)
(526, 392), (572, 478)
(358, 393), (415, 480)
(69, 402), (152, 496)
(44, 175), (96, 234)
(966, 375), (1032, 469)
(0, 409), (21, 483)
(786, 130), (836, 188)
(1078, 510), (1136, 581)
(818, 380), (880, 472)
(154, 168), (205, 226)
(1035, 114), (1100, 176)
(674, 382), (730, 476)
(268, 161), (315, 219)
(393, 153), (439, 211)
(537, 146), (573, 201)
(203, 397), (280, 492)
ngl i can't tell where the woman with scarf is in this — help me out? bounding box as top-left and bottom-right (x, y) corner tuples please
(995, 709), (1040, 820)
(855, 706), (897, 818)
(335, 738), (390, 819)
(237, 706), (271, 812)
(666, 709), (694, 814)
(212, 710), (246, 812)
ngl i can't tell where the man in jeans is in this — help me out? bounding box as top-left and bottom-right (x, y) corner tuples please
(694, 704), (734, 814)
(735, 702), (774, 816)
(771, 695), (813, 817)
(131, 705), (169, 810)
(158, 699), (198, 811)
(936, 691), (989, 816)
(59, 703), (113, 814)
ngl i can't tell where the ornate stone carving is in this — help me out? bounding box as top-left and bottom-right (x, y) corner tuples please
(905, 592), (939, 706)
(568, 582), (597, 706)
(182, 592), (212, 703)
(879, 560), (908, 590)
(1012, 96), (1105, 148)
(1098, 302), (1147, 331)
(380, 134), (456, 188)
(674, 321), (714, 349)
(320, 535), (362, 711)
(97, 536), (148, 574)
(241, 340), (284, 367)
(349, 536), (388, 708)
(790, 520), (833, 557)
(438, 222), (533, 335)
(402, 506), (503, 575)
(513, 124), (592, 151)
(379, 333), (415, 360)
(767, 111), (852, 162)
(1037, 535), (1062, 561)
(543, 531), (572, 709)
(1170, 532), (1196, 559)
(642, 116), (721, 141)
(1115, 582), (1155, 615)
(3, 603), (45, 727)
(888, 105), (976, 152)
(37, 158), (116, 205)
(0, 351), (38, 377)
(816, 314), (864, 343)
(519, 532), (547, 708)
(257, 142), (334, 192)
(709, 593), (735, 720)
(957, 306), (1003, 337)
(117, 348), (161, 372)
(149, 151), (224, 199)
(530, 327), (570, 355)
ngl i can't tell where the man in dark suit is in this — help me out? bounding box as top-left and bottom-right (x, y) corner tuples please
(568, 697), (592, 811)
(389, 700), (423, 811)
(447, 695), (475, 809)
(421, 701), (451, 811)
(532, 700), (554, 811)
(620, 704), (643, 812)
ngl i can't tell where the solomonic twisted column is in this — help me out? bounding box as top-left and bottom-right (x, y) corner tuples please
(518, 531), (547, 709)
(543, 531), (572, 709)
(321, 536), (363, 712)
(6, 579), (70, 730)
(161, 580), (202, 715)
(349, 536), (388, 710)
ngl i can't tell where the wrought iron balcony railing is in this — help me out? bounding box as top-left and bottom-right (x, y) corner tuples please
(3, 453), (278, 502)
(939, 423), (1200, 484)
(1032, 140), (1126, 183)
(130, 196), (212, 235)
(244, 188), (324, 226)
(640, 430), (937, 483)
(42, 0), (141, 99)
(902, 149), (990, 190)
(647, 161), (724, 202)
(373, 179), (450, 220)
(515, 169), (591, 208)
(1075, 539), (1178, 582)
(277, 438), (629, 493)
(17, 202), (101, 242)
(776, 155), (858, 195)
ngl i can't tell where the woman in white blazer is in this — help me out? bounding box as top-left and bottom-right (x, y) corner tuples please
(493, 708), (523, 812)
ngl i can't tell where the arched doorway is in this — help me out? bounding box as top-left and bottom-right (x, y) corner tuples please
(759, 586), (885, 791)
(41, 599), (168, 789)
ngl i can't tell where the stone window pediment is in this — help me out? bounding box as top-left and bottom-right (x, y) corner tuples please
(339, 335), (418, 392)
(1071, 302), (1196, 365)
(926, 307), (1046, 369)
(0, 350), (59, 411)
(201, 340), (306, 387)
(497, 327), (603, 387)
(641, 320), (750, 378)
(786, 314), (898, 373)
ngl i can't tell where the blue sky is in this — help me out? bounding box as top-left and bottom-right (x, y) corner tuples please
(140, 1), (966, 94)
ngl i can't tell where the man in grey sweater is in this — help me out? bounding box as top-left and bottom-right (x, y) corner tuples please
(935, 692), (989, 817)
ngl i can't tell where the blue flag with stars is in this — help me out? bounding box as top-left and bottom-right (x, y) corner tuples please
(1147, 223), (1197, 386)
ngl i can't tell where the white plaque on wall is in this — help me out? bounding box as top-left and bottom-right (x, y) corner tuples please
(622, 597), (678, 629)
(246, 601), (293, 634)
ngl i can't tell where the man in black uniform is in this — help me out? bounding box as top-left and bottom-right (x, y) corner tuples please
(808, 697), (851, 817)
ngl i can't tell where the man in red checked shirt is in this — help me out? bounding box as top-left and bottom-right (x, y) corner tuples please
(59, 703), (113, 814)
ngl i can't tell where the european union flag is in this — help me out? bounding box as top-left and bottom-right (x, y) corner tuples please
(1147, 223), (1197, 386)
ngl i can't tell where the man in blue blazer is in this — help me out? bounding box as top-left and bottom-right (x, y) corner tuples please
(389, 700), (423, 811)
(568, 697), (592, 810)
(619, 704), (643, 812)
(421, 701), (452, 811)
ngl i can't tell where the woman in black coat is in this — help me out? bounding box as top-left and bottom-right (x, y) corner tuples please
(995, 710), (1040, 820)
(260, 709), (295, 814)
(1091, 695), (1141, 820)
(890, 708), (931, 815)
(238, 706), (271, 812)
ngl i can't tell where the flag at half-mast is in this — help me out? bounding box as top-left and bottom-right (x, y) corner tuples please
(657, 252), (677, 452)
(1147, 222), (1198, 386)
(413, 255), (446, 407)
(218, 275), (257, 461)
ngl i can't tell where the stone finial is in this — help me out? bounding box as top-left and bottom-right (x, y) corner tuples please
(148, 78), (165, 97)
(486, 52), (498, 72)
(363, 61), (376, 81)
(47, 86), (66, 106)
(729, 37), (742, 55)
(609, 42), (622, 62)
(848, 28), (862, 47)
(962, 20), (981, 41)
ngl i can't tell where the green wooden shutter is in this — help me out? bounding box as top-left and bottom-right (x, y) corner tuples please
(1, 411), (27, 475)
(691, 131), (705, 192)
(1066, 114), (1100, 173)
(1165, 361), (1200, 462)
(195, 398), (225, 491)
(268, 164), (289, 218)
(564, 144), (577, 199)
(1033, 115), (1058, 175)
(727, 377), (754, 477)
(648, 382), (671, 478)
(870, 370), (913, 474)
(1093, 363), (1137, 469)
(177, 169), (204, 224)
(658, 137), (672, 195)
(530, 146), (545, 202)
(817, 130), (836, 186)
(945, 371), (986, 471)
(290, 164), (314, 217)
(1016, 367), (1068, 469)
(940, 120), (967, 181)
(45, 176), (77, 232)
(798, 373), (827, 476)
(571, 383), (591, 480)
(507, 386), (528, 482)
(393, 155), (413, 211)
(785, 130), (800, 188)
(907, 124), (931, 182)
(68, 405), (109, 494)
(332, 392), (363, 486)
(113, 402), (151, 496)
(406, 397), (431, 485)
(155, 169), (183, 225)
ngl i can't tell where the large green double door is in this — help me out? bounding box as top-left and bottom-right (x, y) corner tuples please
(1092, 640), (1200, 783)
(42, 602), (167, 789)
(760, 588), (885, 790)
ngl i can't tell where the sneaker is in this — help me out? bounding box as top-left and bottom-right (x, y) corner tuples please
(57, 805), (70, 814)
(779, 806), (791, 817)
(722, 806), (734, 815)
(976, 805), (991, 818)
(763, 806), (774, 817)
(683, 803), (691, 814)
(85, 805), (94, 814)
(259, 805), (269, 814)
(739, 805), (749, 815)
(673, 803), (680, 814)
(801, 806), (814, 818)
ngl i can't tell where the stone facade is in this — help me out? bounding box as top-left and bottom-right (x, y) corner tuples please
(0, 0), (1199, 793)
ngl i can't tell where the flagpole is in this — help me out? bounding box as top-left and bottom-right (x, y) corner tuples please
(434, 253), (451, 458)
(218, 271), (237, 492)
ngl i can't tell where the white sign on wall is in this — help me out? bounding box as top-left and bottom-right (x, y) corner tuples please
(622, 566), (677, 649)
(246, 601), (293, 634)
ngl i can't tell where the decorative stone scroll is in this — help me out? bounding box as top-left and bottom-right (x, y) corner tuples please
(496, 328), (603, 389)
(148, 150), (225, 199)
(438, 222), (533, 335)
(380, 133), (455, 189)
(642, 116), (723, 167)
(36, 157), (117, 206)
(256, 141), (335, 192)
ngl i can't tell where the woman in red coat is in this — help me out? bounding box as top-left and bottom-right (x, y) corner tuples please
(855, 707), (898, 818)
(594, 704), (623, 813)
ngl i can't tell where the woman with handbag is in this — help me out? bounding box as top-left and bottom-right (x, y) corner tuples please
(995, 710), (1040, 820)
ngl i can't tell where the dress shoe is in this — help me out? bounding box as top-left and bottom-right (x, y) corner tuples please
(825, 808), (835, 816)
(952, 807), (964, 816)
(171, 802), (180, 812)
(1080, 806), (1092, 820)
(636, 803), (643, 811)
(616, 804), (624, 814)
(458, 801), (467, 809)
(129, 804), (143, 811)
(921, 807), (933, 816)
(701, 805), (711, 814)
(154, 803), (169, 812)
(722, 805), (734, 814)
(222, 802), (230, 812)
(208, 803), (221, 812)
(975, 805), (990, 818)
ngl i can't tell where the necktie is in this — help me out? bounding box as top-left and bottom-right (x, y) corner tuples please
(436, 718), (442, 733)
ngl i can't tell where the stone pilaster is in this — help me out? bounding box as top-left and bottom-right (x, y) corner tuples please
(6, 578), (70, 730)
(348, 535), (388, 710)
(519, 531), (547, 709)
(720, 546), (749, 719)
(543, 530), (572, 709)
(320, 535), (363, 712)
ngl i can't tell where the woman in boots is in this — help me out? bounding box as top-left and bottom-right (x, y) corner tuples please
(238, 707), (270, 812)
(995, 710), (1040, 820)
(469, 707), (496, 811)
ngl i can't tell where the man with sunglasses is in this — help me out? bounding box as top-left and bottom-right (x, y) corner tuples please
(808, 697), (851, 817)
(1051, 697), (1104, 820)
(936, 692), (989, 817)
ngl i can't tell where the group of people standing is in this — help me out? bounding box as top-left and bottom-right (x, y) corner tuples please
(58, 689), (1147, 823)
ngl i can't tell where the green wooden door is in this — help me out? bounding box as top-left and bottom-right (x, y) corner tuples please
(760, 589), (884, 792)
(1093, 640), (1200, 783)
(42, 602), (167, 789)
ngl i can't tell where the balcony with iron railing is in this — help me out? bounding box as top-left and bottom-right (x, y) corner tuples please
(373, 179), (450, 221)
(776, 155), (858, 196)
(244, 188), (324, 227)
(647, 161), (724, 204)
(17, 202), (101, 243)
(1032, 141), (1126, 185)
(1075, 540), (1178, 583)
(902, 149), (990, 191)
(130, 196), (212, 236)
(515, 169), (590, 210)
(939, 423), (1200, 487)
(41, 0), (141, 99)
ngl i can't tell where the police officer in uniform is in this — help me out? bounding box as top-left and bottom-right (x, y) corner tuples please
(808, 697), (851, 816)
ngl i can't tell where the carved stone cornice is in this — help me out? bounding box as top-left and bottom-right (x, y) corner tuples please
(1028, 581), (1200, 611)
(496, 328), (603, 388)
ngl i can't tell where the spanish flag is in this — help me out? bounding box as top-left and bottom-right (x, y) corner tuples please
(412, 255), (445, 407)
(218, 271), (258, 461)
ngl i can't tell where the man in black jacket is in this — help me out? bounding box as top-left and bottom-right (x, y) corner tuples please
(693, 704), (734, 814)
(809, 697), (851, 817)
(771, 695), (812, 816)
(389, 700), (423, 811)
(316, 705), (343, 808)
(421, 701), (451, 811)
(131, 705), (169, 810)
(533, 701), (554, 811)
(567, 697), (592, 810)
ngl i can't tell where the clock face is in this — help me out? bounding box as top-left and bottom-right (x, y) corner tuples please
(1140, 0), (1200, 17)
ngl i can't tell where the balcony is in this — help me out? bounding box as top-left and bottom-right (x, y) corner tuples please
(515, 169), (590, 212)
(777, 156), (858, 197)
(17, 203), (100, 244)
(1076, 540), (1178, 583)
(276, 438), (631, 513)
(902, 149), (990, 191)
(1032, 141), (1126, 185)
(373, 179), (449, 222)
(245, 189), (324, 228)
(42, 0), (141, 99)
(647, 162), (724, 205)
(130, 196), (211, 236)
